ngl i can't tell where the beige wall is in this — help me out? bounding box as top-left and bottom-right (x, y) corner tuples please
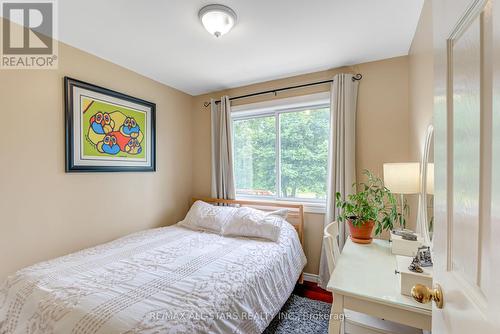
(191, 56), (411, 275)
(409, 0), (434, 161)
(407, 0), (434, 229)
(0, 39), (194, 279)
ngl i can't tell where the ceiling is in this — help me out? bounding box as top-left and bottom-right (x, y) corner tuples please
(57, 0), (424, 95)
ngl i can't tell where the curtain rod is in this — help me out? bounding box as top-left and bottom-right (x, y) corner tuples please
(203, 73), (362, 107)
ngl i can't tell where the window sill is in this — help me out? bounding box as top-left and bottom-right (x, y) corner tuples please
(234, 196), (326, 214)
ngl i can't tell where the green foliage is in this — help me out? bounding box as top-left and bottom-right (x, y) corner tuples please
(233, 108), (329, 199)
(280, 109), (329, 198)
(335, 170), (407, 235)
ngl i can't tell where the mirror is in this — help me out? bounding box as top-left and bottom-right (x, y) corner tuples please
(417, 125), (434, 246)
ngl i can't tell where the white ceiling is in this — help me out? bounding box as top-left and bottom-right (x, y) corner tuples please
(57, 0), (424, 95)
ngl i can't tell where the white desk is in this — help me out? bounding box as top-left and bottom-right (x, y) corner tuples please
(327, 239), (431, 334)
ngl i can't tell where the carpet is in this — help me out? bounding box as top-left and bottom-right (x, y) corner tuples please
(264, 294), (331, 334)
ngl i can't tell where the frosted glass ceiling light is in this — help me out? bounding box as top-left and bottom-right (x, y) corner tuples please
(199, 4), (237, 38)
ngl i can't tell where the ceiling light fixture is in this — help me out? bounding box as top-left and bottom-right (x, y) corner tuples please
(198, 4), (237, 38)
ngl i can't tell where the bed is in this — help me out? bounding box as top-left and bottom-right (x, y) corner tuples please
(0, 198), (306, 334)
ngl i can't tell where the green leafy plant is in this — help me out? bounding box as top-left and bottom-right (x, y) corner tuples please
(335, 170), (408, 235)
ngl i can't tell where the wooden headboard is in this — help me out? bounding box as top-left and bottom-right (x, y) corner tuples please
(191, 197), (304, 248)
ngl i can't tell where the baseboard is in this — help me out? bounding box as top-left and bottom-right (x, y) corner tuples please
(302, 272), (319, 283)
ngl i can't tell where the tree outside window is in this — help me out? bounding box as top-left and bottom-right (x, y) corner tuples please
(233, 105), (329, 201)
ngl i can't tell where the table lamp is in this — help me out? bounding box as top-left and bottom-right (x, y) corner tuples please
(383, 162), (420, 229)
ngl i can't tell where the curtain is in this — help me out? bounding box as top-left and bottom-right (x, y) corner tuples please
(210, 96), (236, 199)
(318, 74), (359, 289)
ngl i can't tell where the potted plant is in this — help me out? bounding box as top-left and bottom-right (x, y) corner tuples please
(335, 170), (406, 244)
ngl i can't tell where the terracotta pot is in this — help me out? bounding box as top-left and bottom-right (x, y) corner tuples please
(348, 220), (375, 244)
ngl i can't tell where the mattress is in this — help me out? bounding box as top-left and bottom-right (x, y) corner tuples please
(0, 222), (306, 334)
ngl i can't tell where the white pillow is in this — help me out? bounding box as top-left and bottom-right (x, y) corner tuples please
(221, 206), (285, 242)
(179, 200), (236, 233)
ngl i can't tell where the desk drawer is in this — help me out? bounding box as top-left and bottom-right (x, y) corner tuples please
(396, 255), (433, 296)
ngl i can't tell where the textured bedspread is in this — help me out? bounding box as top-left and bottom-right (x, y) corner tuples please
(0, 222), (306, 334)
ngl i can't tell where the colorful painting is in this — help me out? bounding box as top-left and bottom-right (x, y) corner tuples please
(65, 77), (156, 172)
(82, 98), (146, 159)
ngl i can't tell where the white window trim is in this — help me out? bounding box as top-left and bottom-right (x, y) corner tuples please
(236, 195), (327, 214)
(231, 92), (330, 214)
(231, 91), (330, 116)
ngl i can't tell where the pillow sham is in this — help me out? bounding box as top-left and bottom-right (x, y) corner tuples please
(221, 206), (286, 242)
(179, 200), (236, 233)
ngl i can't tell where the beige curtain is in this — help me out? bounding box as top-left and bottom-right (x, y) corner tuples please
(211, 96), (236, 199)
(318, 74), (359, 289)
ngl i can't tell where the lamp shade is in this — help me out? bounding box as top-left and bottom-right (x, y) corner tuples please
(383, 163), (420, 194)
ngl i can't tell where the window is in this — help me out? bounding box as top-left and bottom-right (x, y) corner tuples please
(232, 101), (330, 203)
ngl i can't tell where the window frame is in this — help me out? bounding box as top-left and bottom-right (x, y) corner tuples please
(231, 93), (330, 211)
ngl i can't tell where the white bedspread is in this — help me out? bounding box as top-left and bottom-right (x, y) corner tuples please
(0, 222), (306, 334)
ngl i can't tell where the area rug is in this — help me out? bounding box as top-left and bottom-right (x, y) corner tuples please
(264, 294), (331, 334)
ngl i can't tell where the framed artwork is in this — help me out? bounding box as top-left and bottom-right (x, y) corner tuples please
(65, 77), (156, 172)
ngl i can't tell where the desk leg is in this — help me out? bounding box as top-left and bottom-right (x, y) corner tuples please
(328, 293), (344, 334)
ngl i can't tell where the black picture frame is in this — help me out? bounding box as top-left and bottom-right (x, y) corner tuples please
(64, 77), (156, 172)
